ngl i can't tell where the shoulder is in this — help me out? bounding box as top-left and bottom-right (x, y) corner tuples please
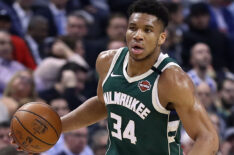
(158, 65), (195, 106)
(96, 49), (119, 78)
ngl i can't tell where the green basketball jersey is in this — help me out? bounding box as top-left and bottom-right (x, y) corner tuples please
(102, 47), (183, 155)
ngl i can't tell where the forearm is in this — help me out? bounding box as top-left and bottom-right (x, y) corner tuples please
(188, 133), (219, 155)
(61, 96), (107, 133)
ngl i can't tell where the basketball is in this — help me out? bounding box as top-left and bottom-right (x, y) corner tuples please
(10, 102), (62, 153)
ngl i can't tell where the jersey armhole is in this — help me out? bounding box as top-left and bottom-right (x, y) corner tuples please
(152, 62), (181, 114)
(102, 47), (124, 87)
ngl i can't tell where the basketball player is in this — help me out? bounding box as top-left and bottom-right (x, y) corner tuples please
(12, 0), (218, 154)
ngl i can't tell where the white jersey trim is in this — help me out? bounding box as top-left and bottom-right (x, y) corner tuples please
(123, 52), (168, 83)
(152, 62), (181, 115)
(102, 47), (124, 87)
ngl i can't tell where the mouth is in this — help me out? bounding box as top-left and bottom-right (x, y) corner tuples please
(131, 45), (144, 55)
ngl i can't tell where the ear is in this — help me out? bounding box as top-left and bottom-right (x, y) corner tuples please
(158, 32), (167, 46)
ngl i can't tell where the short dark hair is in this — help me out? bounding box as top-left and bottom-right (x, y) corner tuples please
(217, 74), (234, 91)
(189, 2), (210, 17)
(0, 9), (11, 22)
(67, 11), (88, 25)
(164, 2), (182, 14)
(128, 0), (169, 29)
(28, 15), (48, 31)
(57, 62), (88, 82)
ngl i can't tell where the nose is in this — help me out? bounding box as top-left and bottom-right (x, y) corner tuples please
(133, 29), (143, 41)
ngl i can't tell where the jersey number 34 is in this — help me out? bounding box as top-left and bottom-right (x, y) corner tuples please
(110, 112), (137, 144)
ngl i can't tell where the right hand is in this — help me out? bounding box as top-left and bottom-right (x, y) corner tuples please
(9, 132), (33, 155)
(61, 70), (77, 88)
(51, 40), (73, 58)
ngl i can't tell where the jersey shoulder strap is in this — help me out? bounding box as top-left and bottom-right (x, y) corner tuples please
(102, 47), (128, 86)
(152, 54), (180, 74)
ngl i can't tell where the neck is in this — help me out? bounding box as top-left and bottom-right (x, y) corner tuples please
(195, 67), (207, 80)
(127, 48), (161, 77)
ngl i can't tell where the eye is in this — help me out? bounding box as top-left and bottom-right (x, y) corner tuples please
(129, 26), (137, 31)
(145, 28), (152, 33)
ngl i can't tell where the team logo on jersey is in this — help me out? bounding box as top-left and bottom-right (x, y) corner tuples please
(138, 80), (151, 92)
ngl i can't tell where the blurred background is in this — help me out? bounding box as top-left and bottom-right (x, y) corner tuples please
(0, 0), (233, 154)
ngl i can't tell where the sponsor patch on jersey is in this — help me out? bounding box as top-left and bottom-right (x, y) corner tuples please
(138, 80), (151, 92)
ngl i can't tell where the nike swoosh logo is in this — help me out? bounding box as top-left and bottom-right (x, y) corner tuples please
(110, 72), (122, 77)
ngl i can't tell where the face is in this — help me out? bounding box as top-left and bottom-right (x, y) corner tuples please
(220, 80), (234, 105)
(67, 16), (87, 39)
(75, 71), (87, 93)
(94, 134), (108, 155)
(196, 82), (212, 109)
(171, 7), (184, 25)
(30, 22), (48, 43)
(11, 71), (34, 99)
(64, 128), (88, 154)
(126, 13), (166, 61)
(107, 17), (128, 41)
(0, 31), (12, 60)
(0, 127), (10, 149)
(191, 43), (211, 69)
(190, 14), (210, 30)
(0, 20), (11, 31)
(50, 98), (69, 117)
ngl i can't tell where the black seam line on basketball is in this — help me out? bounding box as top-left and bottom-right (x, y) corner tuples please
(17, 109), (59, 138)
(11, 121), (40, 154)
(14, 116), (55, 146)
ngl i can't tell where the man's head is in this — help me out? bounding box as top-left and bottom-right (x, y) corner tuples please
(66, 12), (88, 40)
(107, 13), (128, 41)
(64, 127), (88, 154)
(164, 2), (184, 25)
(50, 98), (70, 117)
(196, 82), (212, 109)
(126, 0), (169, 61)
(91, 129), (108, 155)
(0, 122), (10, 150)
(0, 30), (13, 60)
(190, 43), (212, 71)
(218, 78), (234, 108)
(57, 62), (88, 93)
(189, 3), (210, 30)
(0, 9), (11, 31)
(27, 16), (48, 44)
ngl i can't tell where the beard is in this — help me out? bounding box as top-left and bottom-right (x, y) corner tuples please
(198, 63), (207, 71)
(221, 98), (233, 110)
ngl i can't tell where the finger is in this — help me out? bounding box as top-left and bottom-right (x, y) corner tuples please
(10, 139), (16, 144)
(16, 146), (24, 152)
(9, 133), (16, 144)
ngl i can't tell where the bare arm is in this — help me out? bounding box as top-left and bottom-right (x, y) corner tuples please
(61, 50), (117, 132)
(158, 66), (219, 155)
